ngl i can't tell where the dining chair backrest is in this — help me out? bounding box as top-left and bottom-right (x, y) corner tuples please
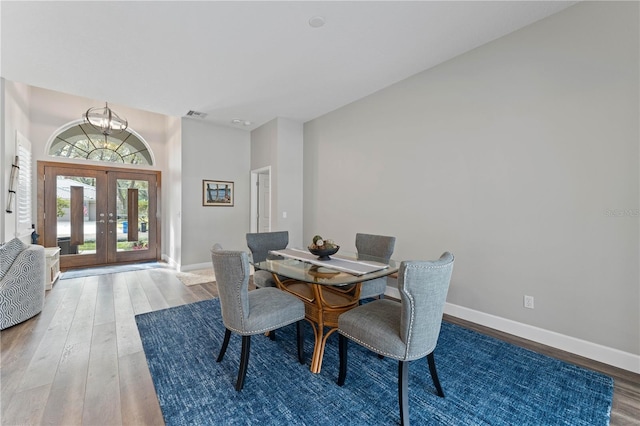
(355, 233), (396, 299)
(355, 233), (395, 262)
(246, 231), (289, 263)
(211, 246), (251, 332)
(398, 252), (454, 360)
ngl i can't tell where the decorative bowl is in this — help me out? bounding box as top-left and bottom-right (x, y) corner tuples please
(308, 245), (339, 261)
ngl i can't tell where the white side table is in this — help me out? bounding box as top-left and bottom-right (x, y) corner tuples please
(44, 247), (61, 290)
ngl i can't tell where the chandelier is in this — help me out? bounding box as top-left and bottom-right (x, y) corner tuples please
(84, 102), (128, 136)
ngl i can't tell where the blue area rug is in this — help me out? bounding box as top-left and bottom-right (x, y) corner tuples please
(60, 261), (168, 279)
(135, 299), (613, 426)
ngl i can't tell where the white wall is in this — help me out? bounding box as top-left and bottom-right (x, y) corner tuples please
(180, 118), (251, 269)
(0, 79), (3, 241)
(28, 86), (169, 171)
(304, 1), (639, 360)
(1, 83), (252, 271)
(163, 115), (182, 268)
(3, 85), (170, 253)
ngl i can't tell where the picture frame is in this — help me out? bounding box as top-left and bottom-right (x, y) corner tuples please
(203, 180), (234, 207)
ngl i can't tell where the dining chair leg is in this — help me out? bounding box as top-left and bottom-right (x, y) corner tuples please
(236, 335), (251, 391)
(296, 321), (305, 364)
(398, 360), (410, 426)
(217, 329), (232, 362)
(337, 334), (348, 386)
(427, 352), (444, 397)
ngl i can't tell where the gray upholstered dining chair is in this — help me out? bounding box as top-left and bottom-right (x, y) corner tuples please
(355, 233), (396, 300)
(246, 231), (289, 288)
(337, 252), (455, 426)
(211, 244), (305, 391)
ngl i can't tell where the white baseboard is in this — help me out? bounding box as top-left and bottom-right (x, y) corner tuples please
(385, 286), (639, 374)
(180, 261), (211, 272)
(160, 255), (208, 273)
(161, 254), (178, 270)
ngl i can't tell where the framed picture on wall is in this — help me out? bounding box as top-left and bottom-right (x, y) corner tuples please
(203, 180), (234, 206)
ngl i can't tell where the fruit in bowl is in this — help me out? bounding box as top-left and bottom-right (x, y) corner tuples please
(308, 235), (339, 260)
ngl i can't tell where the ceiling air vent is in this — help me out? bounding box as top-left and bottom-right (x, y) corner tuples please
(185, 110), (208, 119)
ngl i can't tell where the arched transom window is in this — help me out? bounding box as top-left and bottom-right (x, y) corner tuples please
(49, 122), (153, 165)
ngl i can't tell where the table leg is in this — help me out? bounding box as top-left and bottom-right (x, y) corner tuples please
(272, 274), (358, 374)
(308, 320), (323, 374)
(313, 327), (340, 373)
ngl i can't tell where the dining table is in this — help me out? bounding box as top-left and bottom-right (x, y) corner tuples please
(254, 247), (399, 373)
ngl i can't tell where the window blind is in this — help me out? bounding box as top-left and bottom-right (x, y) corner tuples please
(16, 132), (32, 239)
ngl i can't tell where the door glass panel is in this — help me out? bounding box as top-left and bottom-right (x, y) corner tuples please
(116, 179), (149, 252)
(43, 164), (158, 269)
(56, 175), (97, 255)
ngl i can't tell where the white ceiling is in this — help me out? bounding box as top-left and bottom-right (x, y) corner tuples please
(1, 1), (576, 131)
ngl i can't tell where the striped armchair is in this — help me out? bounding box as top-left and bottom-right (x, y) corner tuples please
(0, 240), (46, 330)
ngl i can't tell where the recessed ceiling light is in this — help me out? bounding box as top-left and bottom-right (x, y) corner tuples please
(231, 119), (252, 126)
(231, 119), (242, 124)
(308, 16), (325, 28)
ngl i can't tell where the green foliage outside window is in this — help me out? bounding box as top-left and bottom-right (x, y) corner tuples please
(57, 197), (70, 217)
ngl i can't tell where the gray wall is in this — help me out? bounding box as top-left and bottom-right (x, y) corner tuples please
(251, 118), (304, 247)
(274, 118), (304, 247)
(303, 2), (639, 355)
(180, 118), (251, 267)
(251, 118), (279, 226)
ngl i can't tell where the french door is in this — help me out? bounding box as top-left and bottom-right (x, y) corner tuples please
(38, 162), (160, 270)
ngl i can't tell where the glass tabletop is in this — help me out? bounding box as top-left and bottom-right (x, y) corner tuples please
(254, 248), (398, 286)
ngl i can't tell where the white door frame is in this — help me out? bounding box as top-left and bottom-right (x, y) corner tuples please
(250, 166), (272, 233)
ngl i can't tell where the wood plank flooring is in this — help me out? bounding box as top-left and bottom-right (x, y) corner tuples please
(1, 267), (638, 425)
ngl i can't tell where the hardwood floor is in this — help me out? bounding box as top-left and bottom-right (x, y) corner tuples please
(1, 268), (638, 425)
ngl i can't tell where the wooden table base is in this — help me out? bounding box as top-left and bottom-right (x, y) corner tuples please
(274, 276), (360, 373)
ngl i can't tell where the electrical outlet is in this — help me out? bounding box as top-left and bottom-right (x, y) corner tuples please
(524, 295), (535, 309)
